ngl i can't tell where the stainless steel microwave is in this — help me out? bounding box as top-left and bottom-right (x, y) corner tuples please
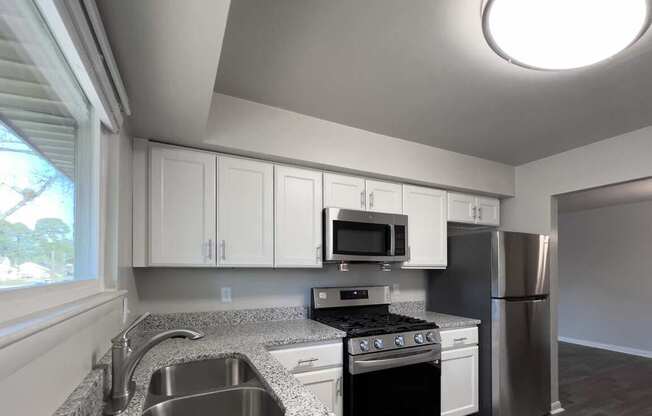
(323, 208), (409, 262)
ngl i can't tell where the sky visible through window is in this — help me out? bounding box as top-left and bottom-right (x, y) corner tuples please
(0, 123), (75, 290)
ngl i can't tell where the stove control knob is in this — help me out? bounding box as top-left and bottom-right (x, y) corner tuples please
(414, 333), (425, 344)
(394, 335), (405, 347)
(426, 332), (437, 343)
(359, 339), (370, 352)
(373, 339), (384, 350)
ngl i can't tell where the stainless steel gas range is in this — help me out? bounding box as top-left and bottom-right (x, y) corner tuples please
(311, 285), (442, 416)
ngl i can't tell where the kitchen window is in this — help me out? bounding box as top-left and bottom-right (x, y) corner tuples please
(0, 0), (103, 321)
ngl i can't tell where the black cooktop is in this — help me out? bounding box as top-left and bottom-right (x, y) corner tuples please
(314, 311), (438, 337)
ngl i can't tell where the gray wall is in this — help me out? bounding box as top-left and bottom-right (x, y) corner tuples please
(559, 200), (652, 353)
(133, 264), (427, 313)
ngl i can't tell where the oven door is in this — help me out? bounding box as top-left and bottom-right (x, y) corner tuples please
(324, 208), (407, 262)
(346, 345), (441, 416)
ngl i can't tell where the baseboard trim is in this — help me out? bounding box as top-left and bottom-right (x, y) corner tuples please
(550, 401), (565, 414)
(559, 336), (652, 358)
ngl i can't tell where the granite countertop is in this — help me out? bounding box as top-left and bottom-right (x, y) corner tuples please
(408, 311), (481, 329)
(54, 302), (478, 416)
(105, 319), (345, 416)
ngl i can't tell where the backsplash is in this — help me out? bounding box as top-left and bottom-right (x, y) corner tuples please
(132, 264), (427, 314)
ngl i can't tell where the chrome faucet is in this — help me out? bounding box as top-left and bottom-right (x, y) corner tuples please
(104, 312), (204, 415)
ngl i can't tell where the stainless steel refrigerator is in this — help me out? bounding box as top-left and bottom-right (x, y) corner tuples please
(428, 230), (550, 416)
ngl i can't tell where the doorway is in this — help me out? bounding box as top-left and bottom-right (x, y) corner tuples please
(556, 178), (652, 415)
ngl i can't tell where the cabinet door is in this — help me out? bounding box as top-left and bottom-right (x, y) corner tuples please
(149, 146), (216, 266)
(323, 173), (366, 210)
(447, 192), (476, 224)
(441, 346), (479, 416)
(294, 367), (343, 416)
(402, 185), (447, 268)
(476, 197), (500, 226)
(365, 179), (402, 214)
(218, 156), (273, 267)
(275, 166), (323, 267)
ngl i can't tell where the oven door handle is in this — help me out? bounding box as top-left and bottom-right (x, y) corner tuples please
(349, 348), (440, 375)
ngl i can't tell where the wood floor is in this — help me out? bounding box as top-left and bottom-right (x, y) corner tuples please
(558, 341), (652, 416)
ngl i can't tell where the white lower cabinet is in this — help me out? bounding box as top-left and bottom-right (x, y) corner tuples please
(269, 341), (343, 416)
(440, 328), (479, 416)
(294, 367), (343, 416)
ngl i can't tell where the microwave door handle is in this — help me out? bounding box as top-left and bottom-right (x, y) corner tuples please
(389, 224), (395, 256)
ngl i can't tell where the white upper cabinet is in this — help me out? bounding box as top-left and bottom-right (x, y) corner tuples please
(447, 192), (500, 226)
(275, 165), (323, 268)
(365, 179), (402, 214)
(402, 185), (447, 269)
(218, 156), (274, 267)
(323, 173), (366, 210)
(476, 197), (500, 226)
(149, 146), (216, 266)
(447, 192), (476, 224)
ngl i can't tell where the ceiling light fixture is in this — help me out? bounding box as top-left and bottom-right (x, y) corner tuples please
(482, 0), (651, 70)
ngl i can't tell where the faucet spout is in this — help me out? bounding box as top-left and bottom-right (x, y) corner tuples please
(121, 329), (204, 394)
(104, 314), (203, 415)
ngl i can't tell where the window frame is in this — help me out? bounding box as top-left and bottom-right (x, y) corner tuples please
(0, 1), (113, 324)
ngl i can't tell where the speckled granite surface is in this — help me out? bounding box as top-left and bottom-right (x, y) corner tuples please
(391, 301), (481, 328)
(54, 302), (477, 416)
(409, 311), (481, 328)
(55, 317), (344, 416)
(53, 367), (106, 416)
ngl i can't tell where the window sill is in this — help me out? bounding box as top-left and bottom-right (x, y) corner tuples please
(0, 290), (126, 350)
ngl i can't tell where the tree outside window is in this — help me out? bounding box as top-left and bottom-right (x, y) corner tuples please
(0, 125), (75, 289)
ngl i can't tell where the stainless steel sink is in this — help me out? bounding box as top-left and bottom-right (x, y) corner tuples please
(143, 357), (284, 415)
(142, 387), (284, 416)
(148, 357), (260, 397)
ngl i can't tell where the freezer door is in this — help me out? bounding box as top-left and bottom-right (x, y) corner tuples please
(492, 232), (550, 298)
(492, 298), (550, 416)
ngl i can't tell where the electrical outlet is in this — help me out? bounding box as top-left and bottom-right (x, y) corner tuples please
(392, 283), (400, 297)
(221, 287), (232, 303)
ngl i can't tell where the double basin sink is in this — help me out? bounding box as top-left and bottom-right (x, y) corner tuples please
(142, 357), (284, 416)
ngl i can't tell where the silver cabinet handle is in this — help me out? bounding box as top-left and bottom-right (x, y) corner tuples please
(336, 376), (342, 397)
(207, 239), (213, 260)
(360, 190), (365, 209)
(297, 357), (318, 367)
(220, 240), (226, 260)
(369, 192), (374, 209)
(453, 337), (468, 342)
(472, 206), (477, 219)
(478, 207), (483, 220)
(316, 245), (322, 262)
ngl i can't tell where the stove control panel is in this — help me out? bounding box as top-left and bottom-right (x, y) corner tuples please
(348, 329), (441, 355)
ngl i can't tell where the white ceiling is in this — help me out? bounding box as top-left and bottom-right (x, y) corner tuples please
(96, 0), (230, 144)
(214, 0), (652, 165)
(557, 178), (652, 213)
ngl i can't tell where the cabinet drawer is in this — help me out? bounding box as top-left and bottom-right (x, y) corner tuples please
(440, 327), (478, 349)
(270, 341), (342, 372)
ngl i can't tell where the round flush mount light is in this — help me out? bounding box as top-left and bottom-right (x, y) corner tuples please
(482, 0), (652, 70)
